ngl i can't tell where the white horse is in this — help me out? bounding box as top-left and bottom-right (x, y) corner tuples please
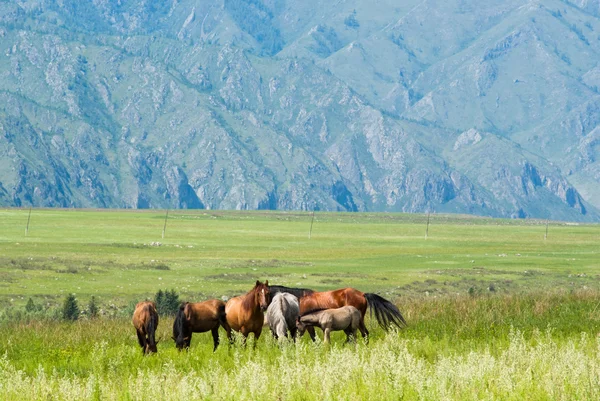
(266, 292), (300, 341)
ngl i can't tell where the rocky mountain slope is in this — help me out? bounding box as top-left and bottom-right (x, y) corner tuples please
(0, 0), (599, 221)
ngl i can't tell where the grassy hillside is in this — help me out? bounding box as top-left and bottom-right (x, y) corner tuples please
(0, 209), (599, 400)
(1, 208), (598, 310)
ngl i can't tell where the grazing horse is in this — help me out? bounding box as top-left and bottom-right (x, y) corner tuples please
(225, 280), (270, 342)
(265, 292), (300, 341)
(172, 300), (231, 351)
(296, 306), (365, 344)
(272, 285), (406, 341)
(132, 301), (159, 354)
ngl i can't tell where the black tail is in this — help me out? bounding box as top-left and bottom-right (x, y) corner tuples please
(217, 302), (227, 327)
(364, 293), (406, 330)
(146, 307), (159, 346)
(173, 302), (188, 348)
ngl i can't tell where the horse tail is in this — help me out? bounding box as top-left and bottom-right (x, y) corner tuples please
(174, 303), (188, 348)
(364, 293), (406, 330)
(146, 305), (159, 345)
(217, 302), (227, 328)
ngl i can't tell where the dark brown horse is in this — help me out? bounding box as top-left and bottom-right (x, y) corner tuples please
(275, 286), (406, 341)
(173, 299), (231, 351)
(225, 280), (270, 342)
(132, 301), (159, 354)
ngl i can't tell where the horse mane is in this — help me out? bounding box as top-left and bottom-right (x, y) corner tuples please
(269, 285), (314, 299)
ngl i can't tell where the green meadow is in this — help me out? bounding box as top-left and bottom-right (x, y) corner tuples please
(0, 209), (599, 400)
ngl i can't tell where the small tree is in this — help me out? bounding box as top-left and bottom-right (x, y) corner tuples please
(165, 289), (180, 314)
(155, 290), (165, 312)
(155, 289), (179, 316)
(25, 297), (36, 313)
(62, 294), (80, 321)
(88, 296), (99, 318)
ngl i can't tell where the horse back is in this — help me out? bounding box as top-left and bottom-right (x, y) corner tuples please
(327, 306), (360, 330)
(186, 299), (225, 332)
(300, 288), (367, 316)
(132, 301), (158, 332)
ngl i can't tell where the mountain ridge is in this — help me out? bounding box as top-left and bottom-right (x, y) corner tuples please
(0, 0), (599, 221)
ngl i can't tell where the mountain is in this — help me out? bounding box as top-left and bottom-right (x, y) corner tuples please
(0, 0), (599, 221)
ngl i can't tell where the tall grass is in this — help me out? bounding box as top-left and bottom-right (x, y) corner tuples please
(1, 291), (599, 400)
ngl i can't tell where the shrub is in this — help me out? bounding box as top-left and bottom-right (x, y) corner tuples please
(62, 294), (80, 321)
(25, 298), (36, 313)
(155, 289), (179, 316)
(88, 296), (99, 318)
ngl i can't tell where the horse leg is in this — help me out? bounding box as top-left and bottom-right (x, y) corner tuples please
(344, 328), (354, 343)
(307, 326), (317, 342)
(222, 322), (233, 344)
(211, 327), (220, 352)
(323, 328), (331, 344)
(359, 319), (369, 343)
(290, 327), (298, 342)
(136, 329), (145, 349)
(253, 329), (262, 349)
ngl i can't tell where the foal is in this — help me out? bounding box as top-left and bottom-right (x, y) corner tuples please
(296, 305), (366, 344)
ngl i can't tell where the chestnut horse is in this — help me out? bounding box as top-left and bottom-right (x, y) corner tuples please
(172, 299), (231, 351)
(273, 286), (406, 341)
(225, 280), (270, 342)
(132, 301), (159, 354)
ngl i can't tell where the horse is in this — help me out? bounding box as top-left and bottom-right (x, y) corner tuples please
(172, 299), (231, 352)
(225, 280), (270, 342)
(271, 285), (406, 341)
(296, 306), (366, 344)
(132, 301), (159, 354)
(265, 292), (300, 341)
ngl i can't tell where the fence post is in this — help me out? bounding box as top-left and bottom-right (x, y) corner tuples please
(25, 206), (32, 236)
(162, 209), (169, 239)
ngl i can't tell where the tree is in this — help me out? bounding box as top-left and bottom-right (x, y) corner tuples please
(25, 297), (36, 313)
(88, 296), (99, 318)
(155, 289), (179, 316)
(62, 294), (80, 321)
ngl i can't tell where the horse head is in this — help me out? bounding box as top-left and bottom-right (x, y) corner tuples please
(145, 340), (158, 354)
(254, 280), (270, 312)
(295, 316), (306, 337)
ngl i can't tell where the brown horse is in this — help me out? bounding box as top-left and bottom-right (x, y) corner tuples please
(295, 287), (406, 341)
(132, 301), (159, 354)
(225, 280), (270, 342)
(173, 300), (231, 351)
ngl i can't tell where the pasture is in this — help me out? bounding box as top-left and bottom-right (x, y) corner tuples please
(0, 209), (600, 400)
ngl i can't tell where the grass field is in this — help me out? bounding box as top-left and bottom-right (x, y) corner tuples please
(0, 209), (599, 400)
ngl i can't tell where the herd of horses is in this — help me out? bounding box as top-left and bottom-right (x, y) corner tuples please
(132, 280), (406, 354)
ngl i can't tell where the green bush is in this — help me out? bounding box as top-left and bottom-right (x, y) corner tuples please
(154, 289), (179, 316)
(25, 298), (36, 313)
(62, 294), (80, 321)
(88, 296), (99, 318)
